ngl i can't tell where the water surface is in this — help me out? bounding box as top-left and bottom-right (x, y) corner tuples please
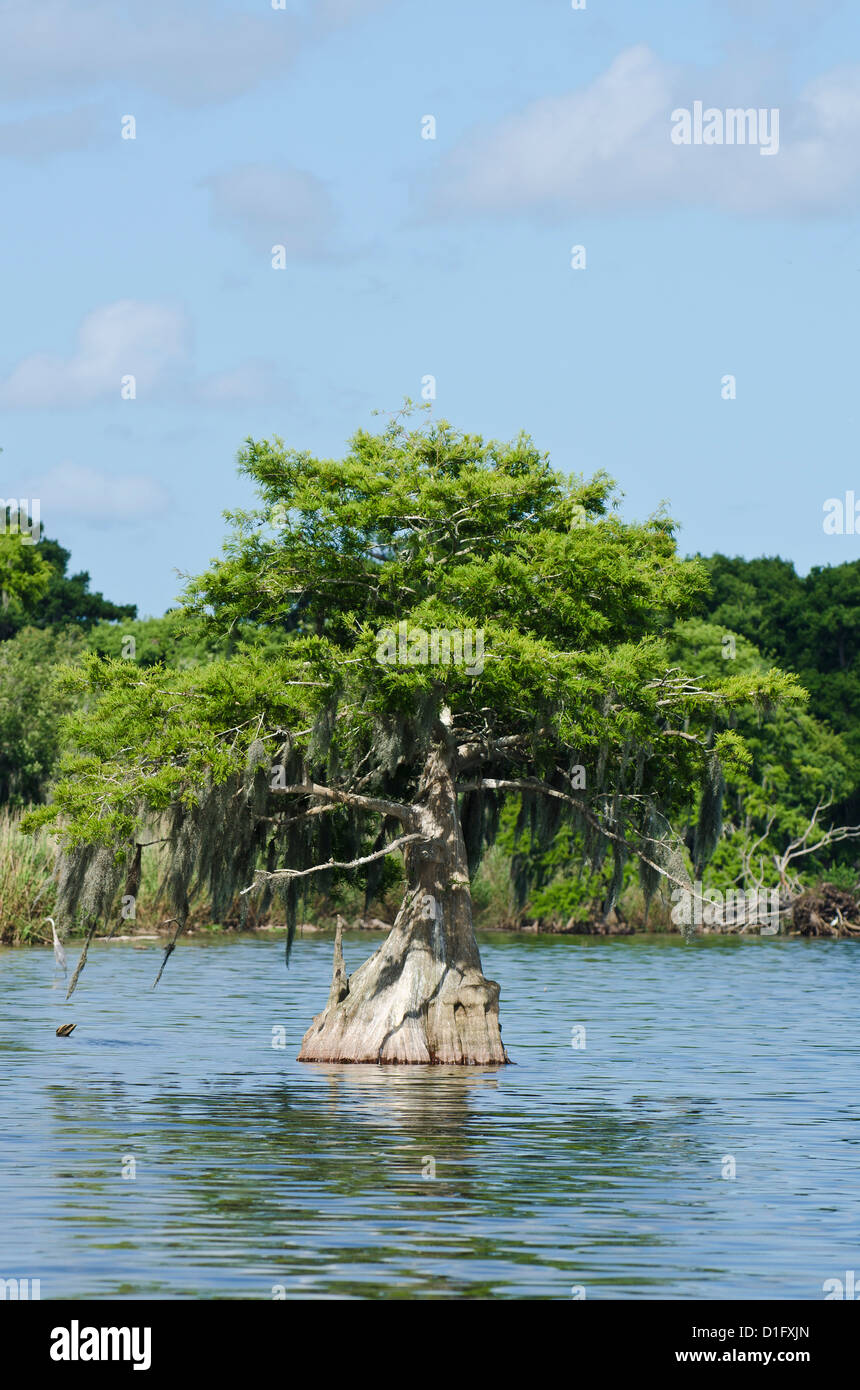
(1, 931), (858, 1298)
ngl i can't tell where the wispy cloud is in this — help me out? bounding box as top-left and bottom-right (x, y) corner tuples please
(0, 0), (390, 107)
(27, 462), (171, 526)
(0, 0), (300, 106)
(203, 163), (338, 258)
(0, 301), (190, 407)
(196, 359), (294, 407)
(0, 300), (294, 409)
(0, 104), (104, 160)
(427, 46), (860, 219)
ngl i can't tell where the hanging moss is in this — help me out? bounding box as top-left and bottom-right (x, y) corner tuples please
(638, 803), (663, 921)
(602, 840), (627, 917)
(694, 751), (726, 878)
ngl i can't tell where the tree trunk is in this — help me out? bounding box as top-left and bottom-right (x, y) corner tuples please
(298, 745), (509, 1065)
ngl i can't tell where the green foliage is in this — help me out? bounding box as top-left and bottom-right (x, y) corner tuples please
(668, 617), (858, 893)
(470, 843), (518, 926)
(0, 627), (87, 805)
(823, 862), (860, 895)
(669, 618), (856, 817)
(0, 526), (52, 625)
(24, 415), (805, 939)
(4, 443), (852, 939)
(86, 609), (230, 668)
(529, 832), (613, 924)
(0, 501), (143, 810)
(697, 554), (860, 737)
(0, 512), (135, 641)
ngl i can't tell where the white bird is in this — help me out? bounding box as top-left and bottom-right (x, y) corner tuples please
(45, 917), (66, 974)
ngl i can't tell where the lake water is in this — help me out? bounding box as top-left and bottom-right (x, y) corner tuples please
(1, 930), (858, 1299)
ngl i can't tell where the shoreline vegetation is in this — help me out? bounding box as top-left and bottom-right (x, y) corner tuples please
(3, 810), (857, 948)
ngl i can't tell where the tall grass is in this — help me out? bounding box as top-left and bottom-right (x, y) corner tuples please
(0, 809), (169, 946)
(0, 808), (58, 944)
(0, 808), (305, 945)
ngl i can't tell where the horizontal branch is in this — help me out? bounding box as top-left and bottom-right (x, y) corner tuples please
(457, 776), (583, 806)
(455, 731), (551, 768)
(270, 781), (416, 827)
(240, 832), (424, 895)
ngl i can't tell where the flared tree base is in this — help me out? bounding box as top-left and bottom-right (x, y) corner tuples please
(297, 910), (509, 1065)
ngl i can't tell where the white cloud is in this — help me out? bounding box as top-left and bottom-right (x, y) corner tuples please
(30, 463), (170, 525)
(0, 299), (297, 409)
(0, 0), (390, 108)
(196, 360), (293, 406)
(0, 104), (103, 160)
(0, 301), (190, 407)
(203, 163), (338, 257)
(428, 47), (860, 219)
(0, 0), (300, 106)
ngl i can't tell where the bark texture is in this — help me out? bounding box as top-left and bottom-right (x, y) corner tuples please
(298, 746), (509, 1065)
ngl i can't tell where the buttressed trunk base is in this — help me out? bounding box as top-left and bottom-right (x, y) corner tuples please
(298, 749), (509, 1065)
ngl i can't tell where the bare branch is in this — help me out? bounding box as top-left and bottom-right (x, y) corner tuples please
(240, 832), (424, 895)
(271, 781), (416, 827)
(774, 799), (860, 890)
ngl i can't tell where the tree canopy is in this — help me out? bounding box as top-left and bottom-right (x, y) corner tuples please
(29, 416), (802, 952)
(0, 521), (136, 642)
(697, 553), (860, 737)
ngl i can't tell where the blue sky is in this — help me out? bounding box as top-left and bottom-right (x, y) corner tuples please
(0, 0), (858, 616)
